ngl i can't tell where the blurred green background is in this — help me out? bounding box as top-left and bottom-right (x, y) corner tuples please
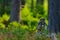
(0, 0), (51, 40)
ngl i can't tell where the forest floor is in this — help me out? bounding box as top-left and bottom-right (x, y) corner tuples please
(0, 32), (60, 40)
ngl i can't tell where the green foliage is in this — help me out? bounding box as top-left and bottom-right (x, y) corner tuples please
(2, 13), (9, 21)
(0, 0), (48, 40)
(0, 23), (5, 28)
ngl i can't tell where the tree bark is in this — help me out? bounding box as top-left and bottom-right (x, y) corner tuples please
(10, 0), (20, 22)
(48, 0), (60, 40)
(48, 0), (60, 33)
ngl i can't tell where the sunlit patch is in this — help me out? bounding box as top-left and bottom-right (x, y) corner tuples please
(2, 13), (10, 21)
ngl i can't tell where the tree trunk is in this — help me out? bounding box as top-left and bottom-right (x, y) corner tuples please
(48, 0), (60, 40)
(1, 0), (6, 16)
(10, 0), (20, 22)
(48, 0), (60, 34)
